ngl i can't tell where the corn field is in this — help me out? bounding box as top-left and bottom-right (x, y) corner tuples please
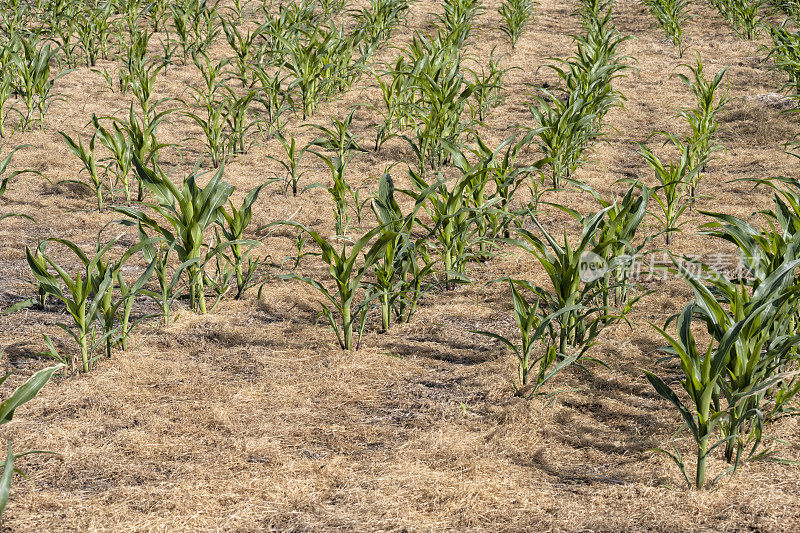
(2, 0), (800, 528)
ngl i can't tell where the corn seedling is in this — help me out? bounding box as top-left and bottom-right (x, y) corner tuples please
(109, 104), (175, 201)
(116, 158), (234, 314)
(117, 26), (152, 96)
(75, 1), (113, 67)
(498, 0), (536, 49)
(711, 0), (764, 39)
(643, 0), (691, 55)
(350, 0), (409, 56)
(221, 15), (265, 86)
(408, 165), (485, 289)
(70, 233), (156, 360)
(58, 131), (105, 213)
(472, 278), (581, 397)
(670, 57), (729, 198)
(465, 131), (538, 242)
(215, 182), (270, 299)
(223, 87), (260, 157)
(573, 181), (654, 309)
(23, 238), (116, 372)
(41, 0), (78, 68)
(370, 63), (415, 152)
(436, 0), (483, 47)
(511, 207), (624, 355)
(277, 221), (397, 350)
(767, 23), (800, 95)
(9, 32), (68, 130)
(308, 108), (367, 235)
(647, 257), (800, 488)
(645, 304), (740, 490)
(401, 34), (475, 170)
(0, 54), (11, 137)
(251, 65), (292, 138)
(528, 90), (597, 189)
(267, 132), (317, 196)
(467, 49), (510, 122)
(138, 229), (199, 326)
(639, 140), (704, 244)
(680, 255), (800, 464)
(91, 114), (133, 204)
(369, 172), (436, 331)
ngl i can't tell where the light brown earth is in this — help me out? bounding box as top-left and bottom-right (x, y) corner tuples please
(2, 0), (800, 531)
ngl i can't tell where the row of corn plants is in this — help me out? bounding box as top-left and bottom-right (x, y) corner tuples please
(639, 56), (729, 244)
(708, 0), (764, 39)
(642, 0), (692, 55)
(646, 175), (800, 488)
(528, 0), (629, 189)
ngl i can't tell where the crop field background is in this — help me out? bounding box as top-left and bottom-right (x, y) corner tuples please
(2, 0), (800, 530)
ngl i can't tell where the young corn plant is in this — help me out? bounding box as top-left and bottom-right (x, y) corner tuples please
(680, 257), (800, 464)
(137, 229), (198, 326)
(222, 87), (260, 158)
(716, 0), (764, 39)
(111, 104), (175, 202)
(9, 33), (68, 131)
(91, 114), (133, 204)
(671, 57), (730, 197)
(267, 132), (316, 196)
(214, 182), (270, 299)
(525, 7), (630, 188)
(23, 238), (116, 373)
(528, 90), (597, 189)
(221, 15), (265, 87)
(278, 222), (397, 350)
(466, 131), (538, 241)
(436, 0), (483, 48)
(350, 0), (409, 56)
(369, 172), (436, 331)
(768, 23), (800, 95)
(65, 234), (155, 360)
(468, 50), (510, 122)
(273, 25), (355, 118)
(498, 0), (536, 49)
(408, 166), (485, 289)
(645, 304), (738, 490)
(116, 158), (234, 314)
(58, 131), (105, 213)
(639, 140), (704, 244)
(183, 83), (229, 169)
(76, 1), (113, 67)
(557, 180), (654, 316)
(42, 0), (78, 68)
(643, 0), (691, 55)
(512, 207), (624, 356)
(308, 108), (367, 235)
(472, 278), (580, 397)
(370, 64), (415, 152)
(251, 65), (292, 139)
(647, 257), (800, 488)
(700, 181), (800, 429)
(585, 182), (653, 308)
(403, 41), (475, 171)
(0, 46), (13, 137)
